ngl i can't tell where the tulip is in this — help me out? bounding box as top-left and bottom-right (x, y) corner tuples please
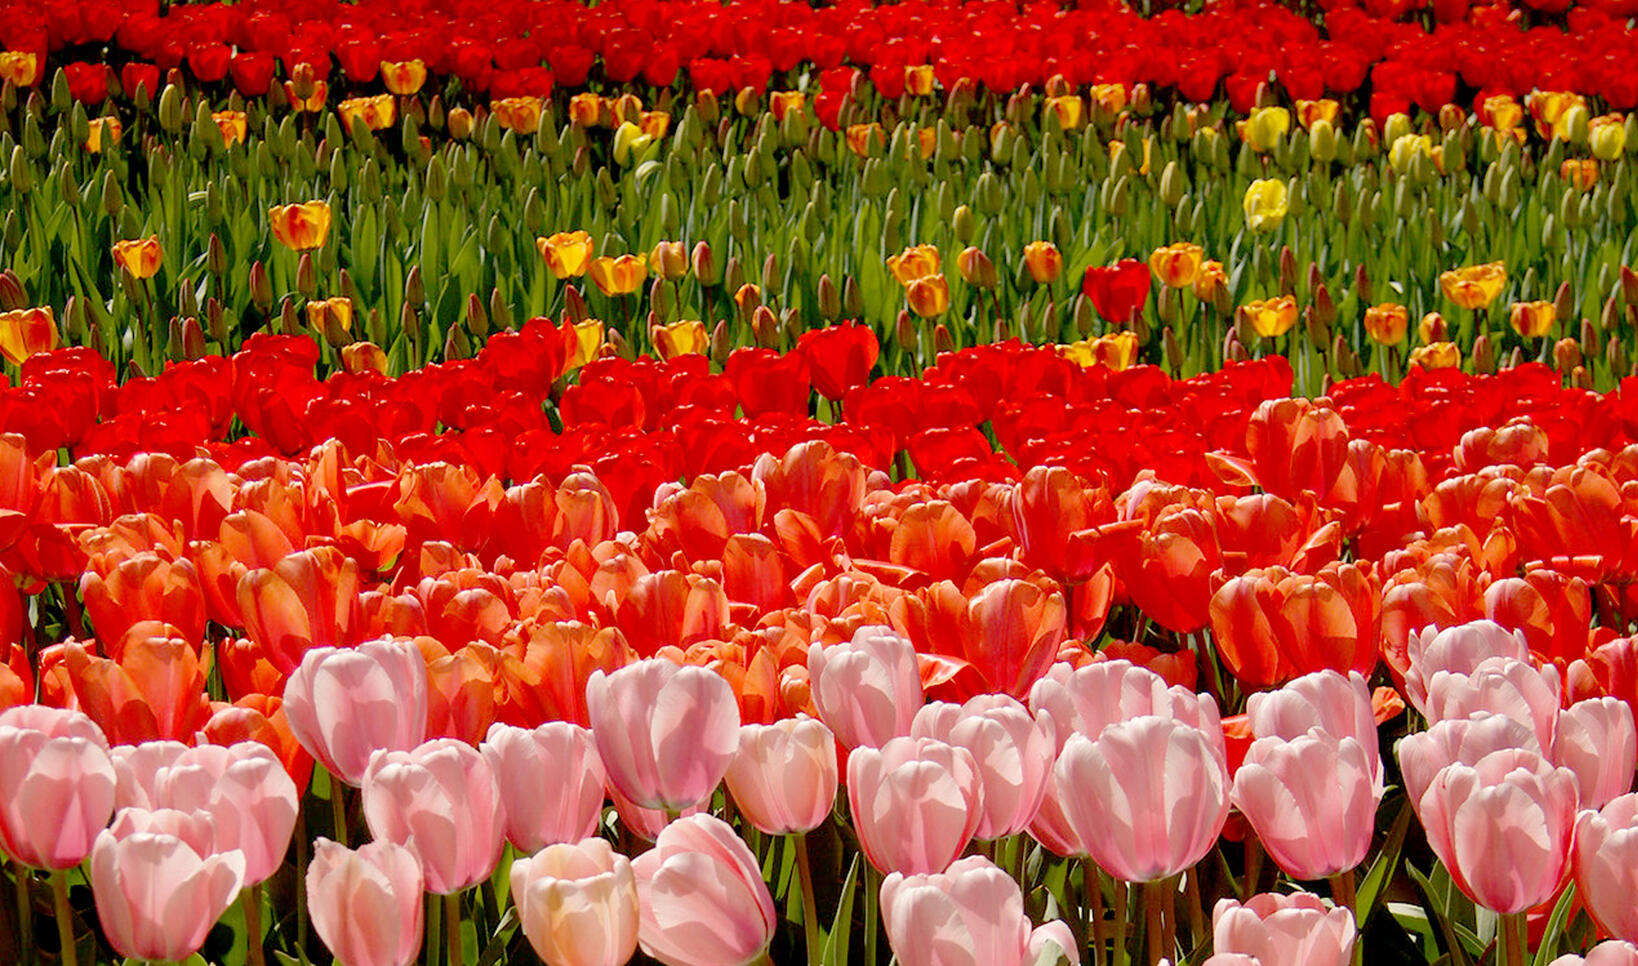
(1295, 99), (1341, 128)
(90, 811), (247, 963)
(1440, 262), (1507, 310)
(1194, 259), (1227, 303)
(84, 116), (122, 152)
(631, 814), (776, 966)
(1364, 303), (1409, 344)
(1213, 893), (1356, 966)
(1209, 564), (1379, 688)
(1081, 259), (1151, 324)
(1231, 730), (1380, 880)
(512, 838), (639, 966)
(1554, 697), (1637, 810)
(588, 254), (647, 295)
(1247, 669), (1383, 787)
(846, 123), (886, 157)
(1054, 715), (1228, 881)
(1575, 794), (1638, 942)
(0, 51), (39, 86)
(1388, 134), (1433, 173)
(1561, 159), (1599, 191)
(1417, 748), (1578, 914)
(911, 695), (1052, 839)
(282, 638), (429, 786)
(1509, 300), (1556, 338)
(112, 236), (163, 279)
(1238, 296), (1299, 338)
(904, 64), (937, 96)
(586, 658), (739, 813)
(341, 341), (389, 375)
(808, 624), (924, 750)
(957, 246), (998, 288)
(1423, 656), (1561, 751)
(1590, 115), (1627, 160)
(723, 716), (838, 835)
(1243, 179), (1288, 232)
(480, 722), (608, 853)
(649, 240), (688, 280)
(1022, 241), (1063, 284)
(212, 110), (248, 146)
(338, 94), (396, 131)
(1062, 332), (1139, 371)
(379, 59), (426, 95)
(888, 244), (942, 285)
(494, 96), (544, 134)
(906, 274), (951, 317)
(1150, 242), (1204, 288)
(269, 201), (333, 251)
(0, 709), (116, 869)
(1044, 95), (1083, 130)
(1396, 714), (1543, 815)
(307, 297), (353, 336)
(1243, 107), (1290, 152)
(769, 90), (805, 121)
(362, 738), (506, 894)
(653, 319), (708, 359)
(848, 736), (983, 874)
(1548, 943), (1638, 966)
(307, 838), (425, 966)
(568, 319), (605, 367)
(880, 856), (1079, 966)
(0, 306), (59, 365)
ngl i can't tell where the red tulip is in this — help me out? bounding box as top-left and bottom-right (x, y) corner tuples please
(797, 322), (879, 401)
(1080, 259), (1151, 324)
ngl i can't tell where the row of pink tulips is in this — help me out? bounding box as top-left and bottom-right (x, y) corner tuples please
(7, 616), (1638, 964)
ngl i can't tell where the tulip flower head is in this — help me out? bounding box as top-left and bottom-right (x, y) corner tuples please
(1243, 179), (1289, 233)
(512, 838), (640, 966)
(1364, 303), (1409, 344)
(494, 96), (544, 134)
(586, 658), (740, 813)
(888, 244), (942, 286)
(1440, 262), (1507, 310)
(1242, 107), (1290, 152)
(1509, 300), (1556, 338)
(269, 201), (333, 251)
(906, 273), (951, 317)
(848, 735), (984, 874)
(362, 738), (506, 894)
(307, 838), (424, 966)
(880, 856), (1079, 966)
(90, 808), (247, 963)
(588, 254), (648, 295)
(0, 51), (40, 87)
(538, 231), (595, 278)
(1590, 115), (1627, 160)
(379, 59), (426, 95)
(0, 706), (116, 869)
(632, 814), (776, 966)
(1238, 296), (1299, 338)
(808, 625), (924, 751)
(1022, 241), (1063, 284)
(282, 638), (429, 787)
(112, 236), (164, 279)
(85, 116), (123, 152)
(723, 715), (838, 835)
(0, 306), (59, 365)
(1213, 893), (1356, 966)
(212, 110), (248, 147)
(1150, 242), (1204, 288)
(1063, 332), (1139, 371)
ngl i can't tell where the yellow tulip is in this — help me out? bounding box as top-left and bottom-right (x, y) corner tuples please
(537, 232), (595, 279)
(1243, 106), (1290, 152)
(1149, 243), (1204, 289)
(1294, 99), (1340, 130)
(1589, 115), (1626, 161)
(1063, 332), (1138, 371)
(269, 202), (333, 252)
(906, 274), (951, 317)
(379, 60), (427, 96)
(111, 236), (164, 279)
(654, 319), (708, 359)
(568, 320), (605, 368)
(1238, 296), (1299, 338)
(1022, 241), (1063, 284)
(1364, 304), (1409, 345)
(1410, 341), (1461, 370)
(588, 254), (647, 296)
(887, 245), (942, 286)
(1043, 95), (1083, 130)
(1509, 301), (1556, 339)
(1242, 179), (1288, 233)
(1439, 262), (1507, 310)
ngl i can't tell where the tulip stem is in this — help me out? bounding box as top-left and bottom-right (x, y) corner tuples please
(1183, 867), (1205, 948)
(1111, 876), (1129, 966)
(294, 810), (310, 953)
(12, 862), (33, 966)
(425, 892), (442, 966)
(793, 834), (823, 966)
(50, 868), (76, 966)
(863, 864), (880, 966)
(445, 893), (464, 966)
(1144, 880), (1166, 966)
(1242, 834), (1264, 899)
(242, 882), (266, 966)
(330, 780), (348, 848)
(1500, 911), (1527, 966)
(1084, 859), (1106, 966)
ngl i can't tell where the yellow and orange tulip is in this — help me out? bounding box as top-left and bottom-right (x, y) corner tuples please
(269, 202), (333, 252)
(537, 231), (595, 279)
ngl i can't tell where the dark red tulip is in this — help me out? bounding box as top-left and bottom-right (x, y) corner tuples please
(1081, 259), (1151, 325)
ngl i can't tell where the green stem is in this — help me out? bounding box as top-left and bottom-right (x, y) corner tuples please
(1242, 834), (1264, 900)
(445, 893), (463, 966)
(242, 882), (266, 966)
(12, 861), (34, 966)
(425, 892), (442, 966)
(792, 834), (823, 966)
(1085, 858), (1106, 966)
(330, 780), (348, 848)
(1183, 867), (1206, 949)
(864, 863), (880, 966)
(1111, 877), (1130, 966)
(295, 809), (309, 953)
(1501, 911), (1527, 966)
(51, 868), (76, 966)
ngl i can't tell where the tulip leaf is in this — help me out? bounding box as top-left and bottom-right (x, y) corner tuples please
(475, 908), (519, 966)
(1528, 883), (1577, 966)
(820, 854), (860, 966)
(1406, 863), (1474, 966)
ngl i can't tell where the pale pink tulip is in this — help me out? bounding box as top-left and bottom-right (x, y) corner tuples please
(1425, 656), (1561, 750)
(0, 711), (117, 869)
(1397, 714), (1541, 811)
(0, 705), (111, 744)
(586, 658), (739, 812)
(1573, 793), (1638, 941)
(1246, 669), (1381, 788)
(481, 722), (608, 852)
(1054, 715), (1228, 882)
(1232, 730), (1380, 880)
(808, 624), (924, 750)
(848, 736), (984, 874)
(1027, 660), (1221, 856)
(723, 715), (838, 835)
(111, 740), (189, 809)
(1418, 748), (1578, 914)
(511, 838), (639, 966)
(1549, 941), (1638, 966)
(307, 837), (425, 966)
(631, 814), (776, 966)
(361, 738), (505, 894)
(1212, 893), (1355, 966)
(89, 809), (246, 963)
(912, 695), (1052, 840)
(282, 638), (428, 786)
(1405, 620), (1531, 712)
(880, 855), (1080, 966)
(608, 782), (703, 842)
(1554, 697), (1637, 810)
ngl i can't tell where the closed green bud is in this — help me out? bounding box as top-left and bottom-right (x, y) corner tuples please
(50, 69), (71, 113)
(1158, 161), (1185, 207)
(952, 204), (976, 244)
(1309, 119), (1337, 162)
(818, 273), (840, 322)
(7, 145), (30, 194)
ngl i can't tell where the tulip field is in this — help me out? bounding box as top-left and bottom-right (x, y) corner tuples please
(10, 0), (1638, 965)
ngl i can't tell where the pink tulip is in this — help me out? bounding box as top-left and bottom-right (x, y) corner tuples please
(110, 742), (298, 885)
(1054, 715), (1228, 882)
(0, 709), (117, 869)
(723, 715), (838, 835)
(586, 658), (739, 813)
(631, 814), (776, 966)
(481, 722), (608, 852)
(847, 735), (984, 874)
(1212, 893), (1356, 966)
(1246, 669), (1381, 788)
(89, 809), (246, 963)
(511, 838), (639, 966)
(912, 695), (1052, 839)
(880, 856), (1080, 966)
(1573, 793), (1638, 941)
(1418, 748), (1578, 914)
(1231, 730), (1380, 880)
(607, 782), (704, 842)
(808, 624), (923, 750)
(1425, 656), (1561, 750)
(1397, 714), (1541, 811)
(1549, 941), (1638, 966)
(362, 738), (505, 894)
(1027, 660), (1222, 856)
(1554, 697), (1637, 810)
(1200, 957), (1263, 966)
(1405, 620), (1530, 713)
(282, 638), (428, 786)
(307, 837), (425, 966)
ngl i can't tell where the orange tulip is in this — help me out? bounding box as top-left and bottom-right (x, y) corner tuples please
(62, 633), (212, 744)
(588, 254), (647, 295)
(638, 110), (670, 139)
(284, 78), (328, 112)
(769, 91), (805, 121)
(904, 64), (937, 96)
(846, 123), (885, 158)
(887, 244), (941, 285)
(201, 694), (314, 789)
(915, 126), (938, 159)
(1086, 508), (1220, 633)
(80, 553), (206, 660)
(0, 306), (59, 365)
(1022, 241), (1063, 284)
(237, 547), (364, 677)
(1208, 563), (1381, 688)
(536, 231), (594, 278)
(1509, 300), (1556, 338)
(337, 93), (395, 132)
(1484, 571), (1592, 667)
(498, 622), (633, 728)
(906, 273), (951, 317)
(1294, 98), (1340, 129)
(111, 236), (163, 279)
(426, 644), (500, 745)
(886, 500), (978, 583)
(1410, 341), (1461, 370)
(341, 341), (389, 375)
(305, 297), (352, 337)
(653, 319), (707, 360)
(1561, 159), (1598, 191)
(1238, 296), (1299, 338)
(891, 578), (1068, 699)
(1364, 303), (1409, 345)
(84, 116), (122, 153)
(955, 246), (998, 288)
(1440, 262), (1507, 309)
(268, 201), (332, 251)
(1149, 243), (1204, 289)
(1193, 259), (1227, 303)
(211, 110), (248, 147)
(1090, 83), (1127, 115)
(613, 570), (731, 656)
(379, 59), (427, 95)
(1209, 397), (1350, 504)
(491, 96), (543, 134)
(568, 92), (604, 127)
(1482, 94), (1524, 132)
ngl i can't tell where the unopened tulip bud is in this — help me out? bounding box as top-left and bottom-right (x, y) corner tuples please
(1555, 337), (1582, 373)
(564, 286), (588, 325)
(464, 292), (488, 337)
(158, 83), (182, 132)
(1224, 329), (1249, 362)
(896, 309), (916, 348)
(248, 261), (272, 313)
(1279, 246), (1297, 295)
(1309, 118), (1337, 162)
(1355, 263), (1372, 304)
(1073, 293), (1094, 336)
(1420, 311), (1447, 343)
(295, 252), (316, 298)
(952, 204), (976, 243)
(708, 319), (732, 366)
(404, 265), (425, 307)
(100, 170), (122, 216)
(1608, 335), (1629, 374)
(447, 107), (473, 140)
(957, 247), (997, 289)
(1473, 334), (1496, 374)
(1555, 281), (1574, 321)
(0, 272), (24, 311)
(818, 274), (840, 322)
(934, 323), (955, 354)
(1603, 294), (1620, 332)
(844, 276), (864, 317)
(1163, 325), (1183, 369)
(1581, 318), (1600, 358)
(748, 305), (775, 348)
(278, 297), (299, 336)
(1314, 284), (1335, 328)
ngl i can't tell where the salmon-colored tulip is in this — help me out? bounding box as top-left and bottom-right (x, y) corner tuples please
(848, 735), (983, 874)
(1208, 563), (1380, 688)
(1246, 669), (1382, 788)
(1547, 943), (1638, 965)
(362, 737), (505, 894)
(1574, 794), (1638, 942)
(0, 706), (116, 869)
(282, 638), (429, 786)
(1213, 893), (1356, 966)
(91, 808), (246, 962)
(307, 838), (424, 966)
(1396, 715), (1543, 817)
(723, 715), (838, 835)
(512, 838), (639, 966)
(480, 722), (607, 852)
(880, 856), (1078, 966)
(1403, 620), (1530, 714)
(632, 814), (776, 966)
(200, 695), (314, 792)
(62, 634), (213, 745)
(237, 546), (364, 677)
(1424, 655), (1561, 751)
(587, 658), (739, 812)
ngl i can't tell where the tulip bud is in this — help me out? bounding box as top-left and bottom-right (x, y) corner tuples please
(294, 252), (316, 298)
(607, 328), (632, 361)
(207, 298), (228, 344)
(8, 145), (31, 195)
(1608, 334), (1629, 374)
(1622, 266), (1638, 307)
(1224, 328), (1249, 362)
(1468, 334), (1494, 374)
(952, 204), (976, 243)
(444, 322), (470, 361)
(0, 271), (25, 311)
(1161, 325), (1183, 370)
(1314, 283), (1335, 328)
(404, 265), (425, 308)
(461, 292), (488, 338)
(278, 297), (300, 336)
(1420, 311), (1448, 343)
(691, 241), (719, 286)
(1553, 337), (1582, 374)
(564, 286), (588, 326)
(1603, 294), (1621, 332)
(1578, 317), (1600, 357)
(817, 274), (840, 322)
(1551, 280), (1574, 322)
(895, 309), (916, 349)
(1278, 246), (1298, 296)
(844, 276), (864, 318)
(1354, 263), (1371, 304)
(761, 252), (780, 299)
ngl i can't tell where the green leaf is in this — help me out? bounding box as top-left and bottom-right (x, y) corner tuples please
(1529, 883), (1578, 966)
(1357, 791), (1413, 922)
(821, 855), (860, 966)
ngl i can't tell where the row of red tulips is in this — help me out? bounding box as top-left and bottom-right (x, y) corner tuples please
(4, 0), (1638, 112)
